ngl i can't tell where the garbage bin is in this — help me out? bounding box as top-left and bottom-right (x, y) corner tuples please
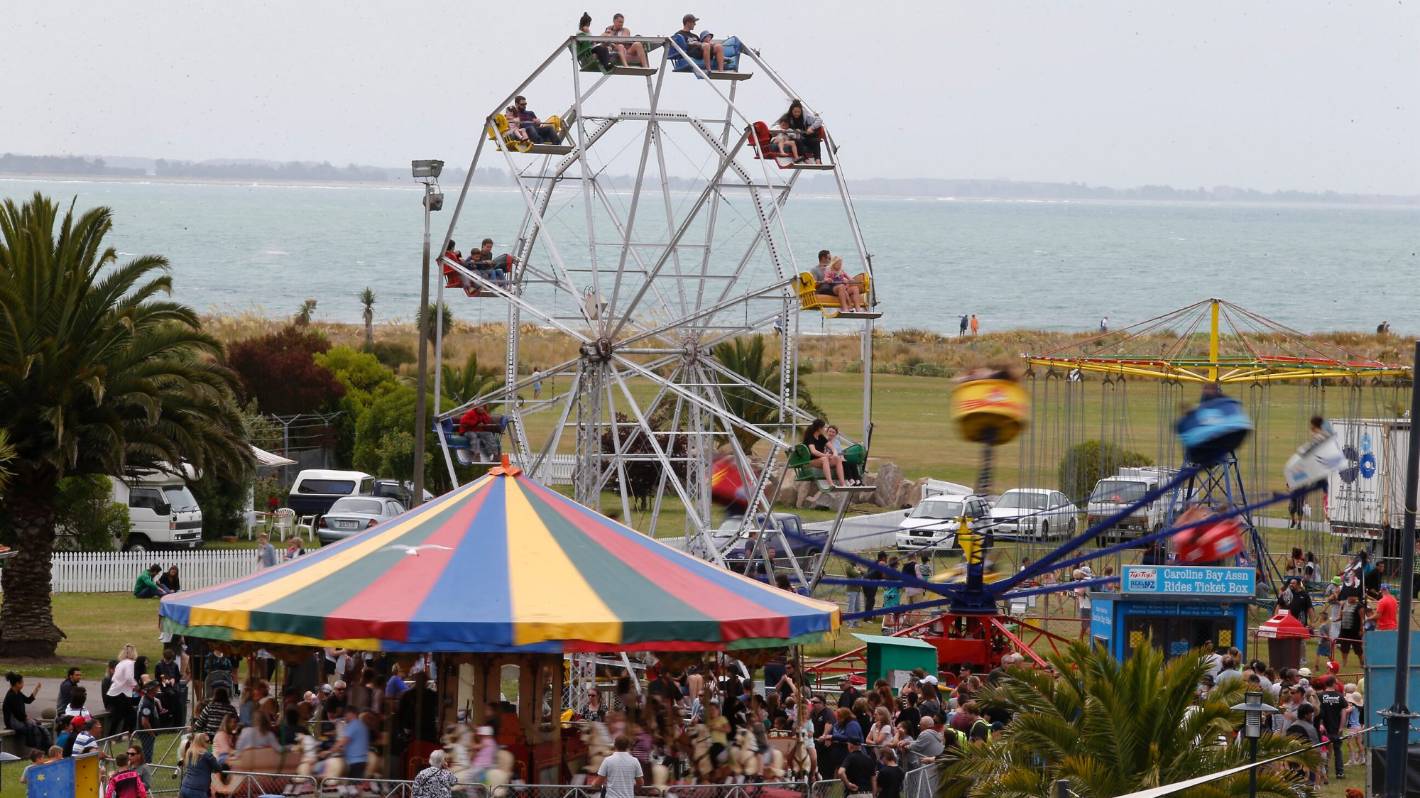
(1257, 610), (1311, 672)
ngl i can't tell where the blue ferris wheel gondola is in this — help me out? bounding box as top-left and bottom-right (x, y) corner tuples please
(1176, 395), (1253, 466)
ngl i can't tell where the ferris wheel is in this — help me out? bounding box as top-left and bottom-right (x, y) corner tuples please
(430, 31), (879, 563)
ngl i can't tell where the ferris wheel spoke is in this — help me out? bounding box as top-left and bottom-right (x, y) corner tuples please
(605, 70), (674, 326)
(584, 177), (682, 332)
(608, 135), (752, 340)
(445, 260), (591, 344)
(527, 370), (581, 482)
(611, 353), (782, 448)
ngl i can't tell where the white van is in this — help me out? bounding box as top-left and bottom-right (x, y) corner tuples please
(110, 469), (204, 551)
(1086, 466), (1178, 543)
(288, 469), (376, 517)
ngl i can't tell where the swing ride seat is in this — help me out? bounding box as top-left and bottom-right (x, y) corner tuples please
(669, 34), (749, 79)
(487, 113), (573, 155)
(748, 121), (835, 170)
(794, 271), (877, 317)
(1176, 395), (1253, 466)
(950, 377), (1029, 446)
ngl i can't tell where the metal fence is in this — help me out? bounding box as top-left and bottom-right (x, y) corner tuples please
(496, 784), (812, 798)
(902, 764), (942, 798)
(52, 550), (256, 592)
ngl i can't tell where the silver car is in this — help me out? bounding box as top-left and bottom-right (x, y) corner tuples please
(316, 496), (405, 545)
(988, 489), (1079, 540)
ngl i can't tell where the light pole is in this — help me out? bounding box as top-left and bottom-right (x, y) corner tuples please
(411, 159), (444, 508)
(1232, 690), (1277, 798)
(1383, 339), (1420, 798)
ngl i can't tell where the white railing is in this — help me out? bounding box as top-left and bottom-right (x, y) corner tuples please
(51, 550), (257, 593)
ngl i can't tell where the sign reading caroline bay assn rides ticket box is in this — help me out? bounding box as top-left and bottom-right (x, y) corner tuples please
(1091, 565), (1256, 661)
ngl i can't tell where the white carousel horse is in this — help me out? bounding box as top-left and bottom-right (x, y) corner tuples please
(730, 726), (762, 779)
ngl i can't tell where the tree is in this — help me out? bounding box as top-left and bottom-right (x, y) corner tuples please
(0, 430), (14, 494)
(941, 642), (1314, 798)
(1058, 440), (1152, 504)
(352, 384), (455, 493)
(441, 350), (501, 406)
(0, 193), (251, 655)
(227, 326), (345, 415)
(294, 298), (318, 326)
(360, 287), (376, 350)
(417, 302), (454, 340)
(711, 335), (823, 452)
(314, 346), (400, 467)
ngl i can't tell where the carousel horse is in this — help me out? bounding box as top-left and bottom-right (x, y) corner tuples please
(730, 726), (762, 779)
(682, 723), (718, 781)
(785, 725), (816, 780)
(580, 719), (615, 775)
(294, 733), (321, 780)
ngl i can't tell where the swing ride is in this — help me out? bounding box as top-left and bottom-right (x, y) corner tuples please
(429, 32), (879, 568)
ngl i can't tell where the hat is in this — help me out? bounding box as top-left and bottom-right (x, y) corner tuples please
(1347, 692), (1364, 706)
(921, 675), (938, 686)
(1327, 661), (1340, 674)
(1298, 667), (1312, 678)
(71, 716), (90, 730)
(683, 13), (698, 23)
(477, 726), (495, 736)
(1332, 576), (1342, 586)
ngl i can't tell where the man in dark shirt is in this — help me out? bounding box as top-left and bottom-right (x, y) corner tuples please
(1317, 678), (1347, 778)
(56, 667), (82, 720)
(836, 735), (876, 797)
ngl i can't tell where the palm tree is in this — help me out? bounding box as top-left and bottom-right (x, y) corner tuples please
(941, 641), (1315, 798)
(441, 350), (501, 406)
(0, 193), (252, 656)
(294, 298), (318, 326)
(0, 429), (15, 494)
(360, 287), (376, 350)
(711, 335), (823, 452)
(417, 302), (454, 340)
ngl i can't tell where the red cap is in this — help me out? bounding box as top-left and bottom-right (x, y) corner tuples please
(71, 716), (89, 729)
(1327, 660), (1340, 673)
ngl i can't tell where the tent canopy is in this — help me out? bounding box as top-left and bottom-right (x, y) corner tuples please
(251, 446), (297, 468)
(160, 469), (838, 653)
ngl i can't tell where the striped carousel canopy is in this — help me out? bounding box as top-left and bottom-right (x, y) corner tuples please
(159, 467), (838, 653)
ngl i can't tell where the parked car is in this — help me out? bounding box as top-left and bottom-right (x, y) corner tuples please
(988, 488), (1080, 540)
(373, 479), (435, 508)
(288, 469), (376, 517)
(316, 495), (406, 545)
(895, 494), (992, 551)
(1086, 466), (1179, 544)
(698, 513), (826, 563)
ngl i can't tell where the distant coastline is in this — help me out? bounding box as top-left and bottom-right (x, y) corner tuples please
(5, 153), (1419, 207)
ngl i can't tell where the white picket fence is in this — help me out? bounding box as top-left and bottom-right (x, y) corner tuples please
(51, 550), (258, 593)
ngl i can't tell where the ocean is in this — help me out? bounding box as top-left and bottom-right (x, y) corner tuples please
(3, 176), (1416, 334)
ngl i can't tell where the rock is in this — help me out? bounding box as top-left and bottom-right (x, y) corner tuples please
(794, 480), (819, 509)
(899, 477), (929, 509)
(773, 476), (799, 507)
(873, 461), (905, 507)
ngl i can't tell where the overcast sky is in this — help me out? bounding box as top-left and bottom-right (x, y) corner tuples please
(5, 1), (1417, 194)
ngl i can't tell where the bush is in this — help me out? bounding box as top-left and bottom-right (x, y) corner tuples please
(191, 473), (247, 540)
(51, 475), (127, 551)
(352, 384), (454, 492)
(316, 347), (402, 466)
(227, 326), (345, 415)
(1058, 440), (1153, 504)
(367, 340), (416, 369)
(911, 362), (949, 378)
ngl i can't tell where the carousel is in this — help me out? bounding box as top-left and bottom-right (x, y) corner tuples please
(159, 458), (838, 785)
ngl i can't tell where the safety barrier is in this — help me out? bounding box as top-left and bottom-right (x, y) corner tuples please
(902, 763), (943, 798)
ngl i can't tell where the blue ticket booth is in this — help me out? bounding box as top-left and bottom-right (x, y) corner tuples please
(1090, 565), (1255, 661)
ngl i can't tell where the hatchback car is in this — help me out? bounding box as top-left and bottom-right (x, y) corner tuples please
(316, 496), (406, 545)
(989, 489), (1079, 540)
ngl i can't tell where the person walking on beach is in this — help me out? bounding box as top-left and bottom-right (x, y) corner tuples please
(969, 314), (979, 336)
(958, 314), (968, 337)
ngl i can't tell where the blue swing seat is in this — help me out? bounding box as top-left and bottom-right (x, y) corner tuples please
(669, 34), (742, 76)
(1176, 395), (1253, 465)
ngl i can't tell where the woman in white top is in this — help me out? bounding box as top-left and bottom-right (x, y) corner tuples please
(865, 705), (895, 756)
(107, 644), (138, 734)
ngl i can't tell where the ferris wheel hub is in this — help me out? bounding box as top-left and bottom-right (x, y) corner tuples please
(580, 337), (615, 363)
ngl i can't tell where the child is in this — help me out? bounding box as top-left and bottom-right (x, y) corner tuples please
(1314, 626), (1333, 671)
(771, 119), (800, 161)
(504, 107), (530, 142)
